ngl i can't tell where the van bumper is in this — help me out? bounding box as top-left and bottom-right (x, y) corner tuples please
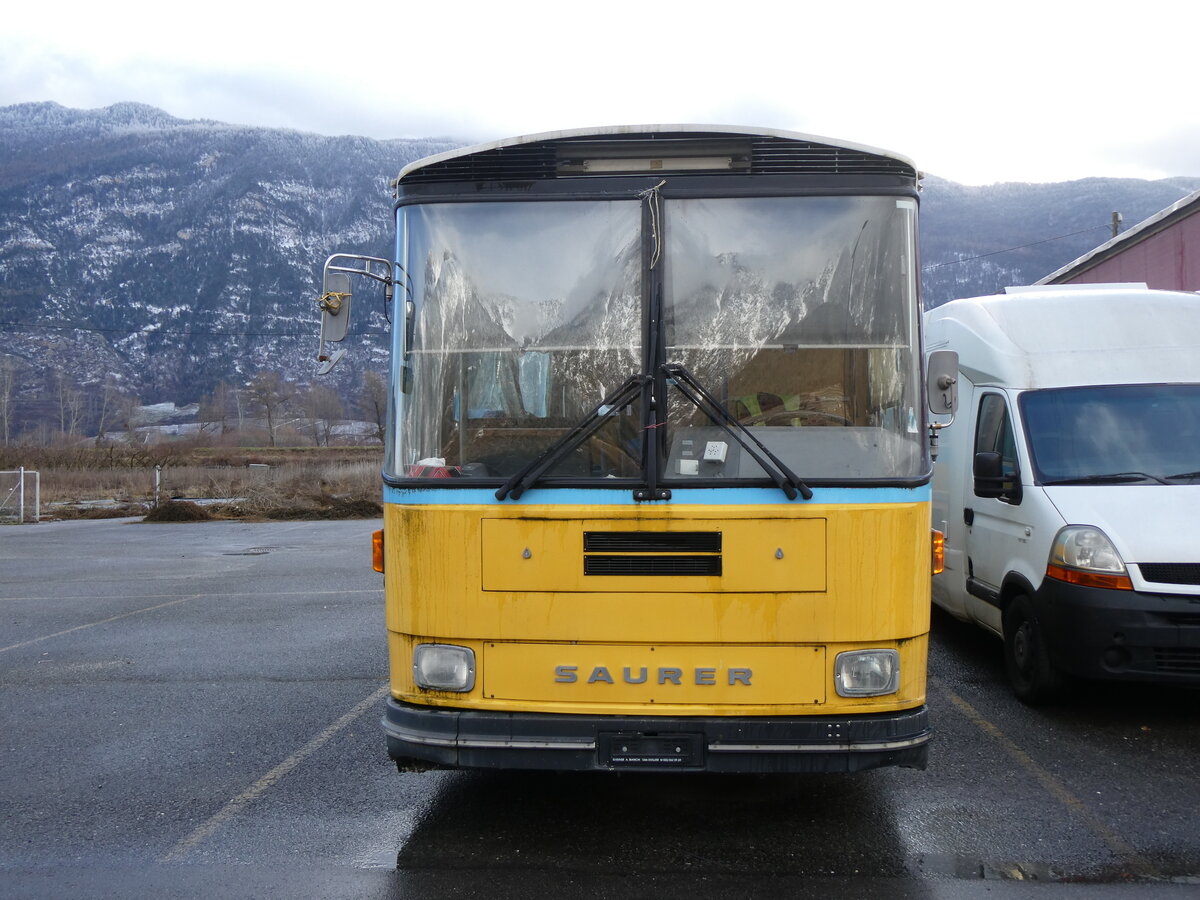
(1035, 578), (1200, 682)
(382, 697), (929, 773)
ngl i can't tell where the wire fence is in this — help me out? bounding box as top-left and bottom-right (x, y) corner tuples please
(1, 468), (41, 524)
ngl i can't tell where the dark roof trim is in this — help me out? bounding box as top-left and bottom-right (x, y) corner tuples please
(395, 124), (917, 186)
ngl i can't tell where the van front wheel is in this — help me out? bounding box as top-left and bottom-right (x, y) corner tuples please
(1003, 593), (1066, 705)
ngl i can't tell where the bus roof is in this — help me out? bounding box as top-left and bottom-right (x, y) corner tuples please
(396, 124), (916, 183)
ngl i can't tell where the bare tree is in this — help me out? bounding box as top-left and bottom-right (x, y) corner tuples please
(56, 372), (85, 439)
(92, 376), (127, 444)
(198, 382), (235, 436)
(246, 371), (295, 447)
(359, 370), (388, 444)
(0, 357), (18, 446)
(118, 394), (143, 444)
(304, 383), (344, 447)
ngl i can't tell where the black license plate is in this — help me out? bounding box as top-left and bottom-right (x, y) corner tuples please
(598, 732), (704, 768)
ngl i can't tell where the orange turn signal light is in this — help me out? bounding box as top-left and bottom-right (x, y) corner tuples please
(932, 529), (945, 575)
(1045, 563), (1131, 591)
(372, 529), (384, 573)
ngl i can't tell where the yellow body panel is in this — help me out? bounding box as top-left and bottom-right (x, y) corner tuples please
(484, 642), (827, 705)
(384, 501), (930, 716)
(482, 517), (826, 593)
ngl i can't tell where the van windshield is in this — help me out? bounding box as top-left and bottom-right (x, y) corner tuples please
(1021, 384), (1200, 484)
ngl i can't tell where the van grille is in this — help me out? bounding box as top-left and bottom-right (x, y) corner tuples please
(1153, 648), (1200, 674)
(1140, 563), (1200, 586)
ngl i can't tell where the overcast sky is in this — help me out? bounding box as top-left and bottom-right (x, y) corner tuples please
(3, 1), (1196, 186)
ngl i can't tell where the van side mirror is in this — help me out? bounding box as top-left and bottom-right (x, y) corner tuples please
(926, 350), (958, 416)
(974, 450), (1021, 502)
(973, 451), (1003, 497)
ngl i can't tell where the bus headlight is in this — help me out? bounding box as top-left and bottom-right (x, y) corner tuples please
(835, 649), (900, 697)
(413, 644), (476, 692)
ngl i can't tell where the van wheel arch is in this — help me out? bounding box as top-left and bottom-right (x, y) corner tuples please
(1002, 590), (1068, 705)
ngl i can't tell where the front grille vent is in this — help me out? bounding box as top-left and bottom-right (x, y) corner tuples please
(1153, 648), (1200, 674)
(584, 531), (721, 553)
(1140, 563), (1200, 586)
(1153, 611), (1200, 627)
(583, 530), (721, 577)
(401, 133), (916, 185)
(584, 555), (722, 577)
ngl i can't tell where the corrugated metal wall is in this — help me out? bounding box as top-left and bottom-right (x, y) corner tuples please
(1064, 211), (1200, 291)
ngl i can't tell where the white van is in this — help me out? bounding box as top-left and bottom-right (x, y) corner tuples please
(925, 285), (1200, 703)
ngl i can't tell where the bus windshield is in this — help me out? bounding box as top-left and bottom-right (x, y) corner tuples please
(389, 200), (643, 481)
(1021, 384), (1200, 484)
(663, 196), (922, 481)
(388, 194), (923, 483)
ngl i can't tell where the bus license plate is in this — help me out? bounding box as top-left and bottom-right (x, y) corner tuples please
(599, 732), (703, 768)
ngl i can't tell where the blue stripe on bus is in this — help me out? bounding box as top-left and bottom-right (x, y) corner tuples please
(383, 484), (931, 506)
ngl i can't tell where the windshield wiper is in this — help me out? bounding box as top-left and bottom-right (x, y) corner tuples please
(495, 374), (643, 501)
(1043, 471), (1169, 485)
(663, 363), (812, 500)
(1165, 470), (1200, 482)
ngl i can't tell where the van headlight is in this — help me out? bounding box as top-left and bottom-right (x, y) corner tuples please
(1050, 526), (1124, 572)
(1047, 525), (1132, 590)
(413, 644), (475, 692)
(835, 649), (900, 697)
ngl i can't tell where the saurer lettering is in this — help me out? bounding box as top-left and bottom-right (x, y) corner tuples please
(554, 665), (752, 685)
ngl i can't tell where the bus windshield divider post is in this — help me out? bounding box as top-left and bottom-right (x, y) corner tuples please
(663, 362), (812, 501)
(495, 375), (644, 501)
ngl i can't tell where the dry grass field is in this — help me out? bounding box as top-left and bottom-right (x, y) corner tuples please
(0, 445), (383, 521)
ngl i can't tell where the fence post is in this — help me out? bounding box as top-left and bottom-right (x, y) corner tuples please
(18, 466), (24, 525)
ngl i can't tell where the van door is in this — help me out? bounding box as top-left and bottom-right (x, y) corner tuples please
(964, 391), (1029, 634)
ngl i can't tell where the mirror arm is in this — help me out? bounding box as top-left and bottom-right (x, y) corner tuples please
(315, 254), (395, 374)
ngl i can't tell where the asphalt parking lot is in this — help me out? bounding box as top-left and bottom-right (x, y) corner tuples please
(2, 517), (1199, 898)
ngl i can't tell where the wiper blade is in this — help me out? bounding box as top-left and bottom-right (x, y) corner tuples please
(663, 363), (812, 501)
(495, 374), (643, 501)
(1043, 471), (1168, 485)
(1166, 470), (1200, 482)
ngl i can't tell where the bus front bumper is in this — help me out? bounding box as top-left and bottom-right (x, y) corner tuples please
(383, 697), (929, 773)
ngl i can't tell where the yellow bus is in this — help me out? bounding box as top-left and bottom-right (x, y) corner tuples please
(317, 126), (953, 773)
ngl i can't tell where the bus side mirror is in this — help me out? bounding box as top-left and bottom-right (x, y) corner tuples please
(319, 271), (353, 343)
(312, 254), (393, 376)
(317, 271), (352, 374)
(926, 350), (958, 416)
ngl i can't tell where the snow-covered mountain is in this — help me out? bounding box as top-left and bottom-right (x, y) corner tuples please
(0, 101), (457, 429)
(2, 101), (1197, 438)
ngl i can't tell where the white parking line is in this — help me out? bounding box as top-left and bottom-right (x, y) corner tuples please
(939, 683), (1159, 879)
(0, 595), (203, 654)
(0, 589), (382, 654)
(161, 683), (391, 862)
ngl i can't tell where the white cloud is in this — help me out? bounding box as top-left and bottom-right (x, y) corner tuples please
(2, 0), (1198, 185)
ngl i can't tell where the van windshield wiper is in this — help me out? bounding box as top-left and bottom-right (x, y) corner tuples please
(663, 363), (812, 500)
(1043, 471), (1169, 485)
(494, 374), (643, 501)
(1165, 470), (1200, 482)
